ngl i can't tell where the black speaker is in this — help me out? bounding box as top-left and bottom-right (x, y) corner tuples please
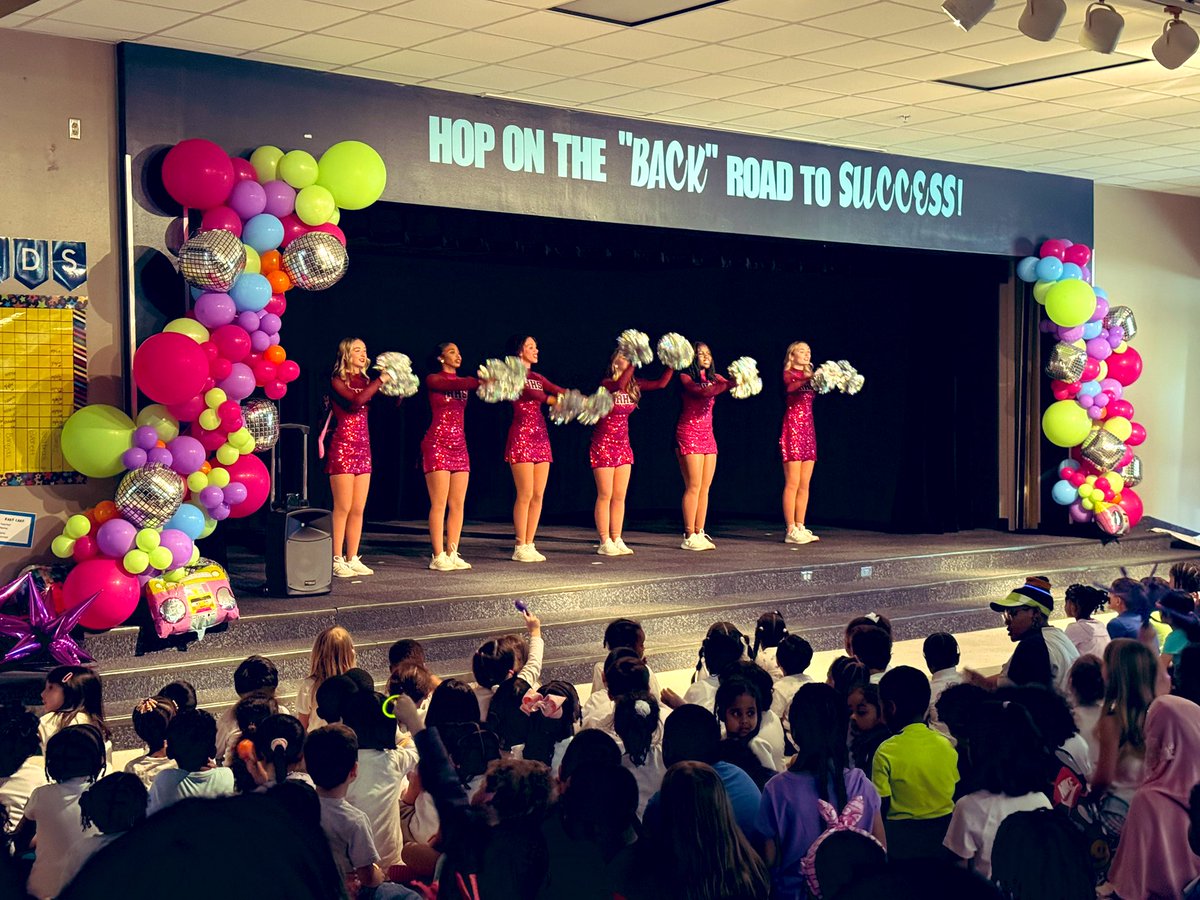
(266, 508), (333, 596)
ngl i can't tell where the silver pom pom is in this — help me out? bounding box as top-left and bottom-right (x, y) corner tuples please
(727, 356), (762, 400)
(548, 389), (586, 425)
(617, 329), (653, 367)
(476, 356), (527, 403)
(836, 360), (865, 395)
(811, 360), (865, 395)
(281, 232), (348, 292)
(657, 333), (694, 370)
(577, 387), (615, 426)
(116, 463), (186, 529)
(178, 230), (246, 292)
(374, 352), (421, 398)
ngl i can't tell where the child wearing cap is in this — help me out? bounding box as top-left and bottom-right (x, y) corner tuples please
(987, 576), (1079, 696)
(872, 666), (958, 861)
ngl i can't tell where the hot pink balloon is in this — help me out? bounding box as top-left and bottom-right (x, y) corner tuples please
(217, 453), (271, 518)
(72, 535), (99, 562)
(277, 360), (301, 383)
(279, 214), (308, 248)
(161, 138), (234, 210)
(168, 394), (208, 423)
(1040, 239), (1068, 261)
(1108, 399), (1134, 420)
(1128, 422), (1146, 446)
(312, 223), (346, 245)
(1064, 244), (1091, 267)
(265, 380), (287, 400)
(264, 294), (287, 316)
(1106, 346), (1143, 387)
(200, 206), (242, 237)
(196, 426), (226, 453)
(1118, 488), (1143, 527)
(133, 332), (210, 405)
(232, 157), (257, 183)
(211, 324), (252, 362)
(61, 558), (141, 630)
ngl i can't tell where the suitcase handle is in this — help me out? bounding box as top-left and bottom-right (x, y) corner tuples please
(270, 423), (311, 510)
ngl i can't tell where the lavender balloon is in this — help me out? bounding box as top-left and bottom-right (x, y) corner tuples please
(228, 180), (267, 220)
(1087, 406), (1104, 419)
(158, 528), (194, 569)
(1109, 325), (1125, 343)
(194, 292), (237, 329)
(199, 485), (224, 508)
(1093, 393), (1110, 408)
(1069, 501), (1092, 523)
(147, 447), (174, 467)
(258, 313), (281, 336)
(1057, 325), (1084, 342)
(237, 311), (261, 333)
(122, 447), (148, 470)
(250, 330), (271, 353)
(167, 435), (206, 475)
(211, 503), (231, 521)
(219, 362), (256, 401)
(1100, 378), (1123, 399)
(1078, 394), (1094, 408)
(223, 481), (248, 506)
(96, 518), (138, 557)
(268, 333), (281, 346)
(1081, 265), (1092, 284)
(134, 426), (159, 450)
(1087, 338), (1112, 360)
(262, 180), (296, 218)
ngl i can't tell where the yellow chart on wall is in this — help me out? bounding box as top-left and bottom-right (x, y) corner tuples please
(0, 295), (88, 486)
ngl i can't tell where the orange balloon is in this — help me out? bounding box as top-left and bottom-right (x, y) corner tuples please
(155, 439), (167, 448)
(267, 270), (291, 293)
(260, 250), (281, 274)
(200, 461), (212, 474)
(93, 501), (118, 523)
(264, 345), (287, 365)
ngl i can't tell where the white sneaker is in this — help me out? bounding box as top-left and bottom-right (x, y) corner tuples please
(697, 530), (716, 550)
(597, 539), (622, 556)
(429, 552), (455, 572)
(527, 544), (547, 562)
(785, 526), (805, 544)
(333, 556), (355, 578)
(347, 556), (374, 576)
(800, 526), (820, 542)
(448, 547), (472, 570)
(614, 538), (634, 556)
(512, 544), (528, 561)
(513, 544), (545, 563)
(681, 533), (705, 551)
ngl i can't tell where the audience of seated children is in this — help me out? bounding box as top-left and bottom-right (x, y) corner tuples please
(847, 682), (891, 775)
(215, 655), (287, 761)
(0, 710), (45, 826)
(667, 621), (749, 711)
(226, 691), (279, 793)
(38, 666), (112, 766)
(509, 679), (581, 773)
(588, 618), (663, 699)
(771, 634), (814, 724)
(60, 772), (147, 888)
(296, 625), (357, 732)
(614, 691), (665, 818)
(1067, 654), (1105, 771)
(851, 625), (892, 684)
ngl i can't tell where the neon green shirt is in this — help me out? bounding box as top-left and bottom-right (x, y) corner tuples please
(872, 722), (958, 820)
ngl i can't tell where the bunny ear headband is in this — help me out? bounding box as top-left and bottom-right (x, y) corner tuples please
(521, 689), (564, 719)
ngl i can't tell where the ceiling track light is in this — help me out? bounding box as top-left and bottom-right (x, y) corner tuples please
(1153, 5), (1200, 68)
(1019, 0), (1068, 40)
(942, 0), (997, 31)
(1079, 0), (1125, 53)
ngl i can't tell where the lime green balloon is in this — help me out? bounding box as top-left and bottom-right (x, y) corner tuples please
(187, 471), (208, 493)
(136, 404), (180, 443)
(61, 404), (135, 478)
(1042, 399), (1092, 447)
(1045, 279), (1096, 328)
(279, 150), (319, 189)
(1032, 280), (1052, 304)
(65, 514), (92, 539)
(229, 427), (251, 446)
(1105, 415), (1133, 442)
(316, 140), (387, 210)
(52, 535), (75, 558)
(250, 145), (284, 183)
(244, 244), (261, 275)
(216, 443), (240, 466)
(296, 184), (336, 226)
(328, 208), (341, 226)
(164, 317), (210, 344)
(165, 568), (186, 583)
(123, 549), (150, 575)
(148, 546), (174, 570)
(208, 467), (231, 489)
(136, 528), (161, 552)
(205, 388), (227, 409)
(188, 546), (201, 565)
(1082, 498), (1094, 511)
(199, 514), (217, 539)
(199, 409), (221, 432)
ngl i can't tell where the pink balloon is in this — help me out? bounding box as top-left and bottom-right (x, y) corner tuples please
(72, 534), (99, 562)
(1064, 244), (1092, 267)
(279, 214), (308, 248)
(168, 394), (208, 423)
(195, 426), (226, 453)
(200, 206), (243, 237)
(1108, 399), (1134, 420)
(312, 223), (346, 245)
(1118, 488), (1143, 527)
(277, 360), (301, 383)
(264, 294), (287, 316)
(232, 157), (257, 183)
(217, 452), (271, 518)
(1128, 422), (1147, 446)
(133, 332), (210, 405)
(1106, 346), (1143, 387)
(1117, 447), (1135, 468)
(161, 139), (234, 210)
(211, 324), (252, 362)
(265, 380), (287, 400)
(1040, 239), (1068, 261)
(62, 558), (141, 630)
(210, 357), (233, 382)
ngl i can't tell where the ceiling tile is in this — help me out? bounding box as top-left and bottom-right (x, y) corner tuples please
(641, 8), (778, 41)
(795, 95), (901, 117)
(566, 29), (702, 60)
(353, 48), (478, 77)
(416, 31), (546, 63)
(506, 46), (621, 75)
(322, 15), (456, 47)
(999, 78), (1113, 102)
(726, 0), (852, 20)
(658, 73), (776, 99)
(726, 83), (841, 108)
(807, 3), (949, 39)
(260, 33), (388, 66)
(961, 121), (1050, 142)
(660, 98), (773, 121)
(524, 79), (632, 103)
(868, 52), (988, 80)
(725, 108), (830, 130)
(1160, 110), (1200, 128)
(216, 0), (359, 31)
(923, 91), (1033, 113)
(972, 101), (1079, 123)
(850, 105), (958, 126)
(786, 118), (884, 140)
(725, 23), (858, 55)
(481, 9), (619, 43)
(157, 16), (304, 51)
(1117, 96), (1200, 118)
(652, 44), (778, 73)
(1083, 119), (1190, 139)
(882, 20), (1012, 52)
(439, 64), (560, 92)
(798, 69), (913, 94)
(1016, 129), (1115, 149)
(124, 0), (239, 9)
(241, 51), (339, 72)
(726, 57), (849, 84)
(18, 18), (141, 40)
(48, 0), (196, 31)
(386, 0), (524, 28)
(593, 88), (712, 114)
(952, 37), (1088, 66)
(581, 61), (703, 88)
(807, 38), (926, 68)
(1045, 86), (1160, 110)
(864, 80), (970, 104)
(6, 0), (77, 15)
(318, 0), (408, 8)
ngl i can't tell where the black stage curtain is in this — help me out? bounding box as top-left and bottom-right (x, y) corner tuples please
(276, 204), (1006, 534)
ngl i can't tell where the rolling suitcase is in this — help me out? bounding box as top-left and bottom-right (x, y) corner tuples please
(265, 423), (333, 596)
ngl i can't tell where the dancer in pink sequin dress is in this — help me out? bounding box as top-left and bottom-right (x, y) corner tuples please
(507, 335), (566, 563)
(781, 341), (819, 545)
(676, 342), (732, 552)
(326, 338), (391, 578)
(591, 351), (674, 557)
(422, 342), (480, 573)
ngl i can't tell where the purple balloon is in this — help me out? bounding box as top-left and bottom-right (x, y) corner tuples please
(122, 447), (148, 470)
(1107, 332), (1122, 349)
(1086, 337), (1112, 360)
(1080, 265), (1092, 284)
(159, 528), (194, 569)
(1069, 501), (1092, 523)
(1109, 325), (1125, 343)
(223, 482), (248, 506)
(1088, 406), (1105, 419)
(211, 503), (231, 521)
(1039, 320), (1056, 334)
(199, 485), (224, 508)
(1057, 325), (1084, 342)
(228, 179), (267, 220)
(147, 447), (174, 467)
(268, 333), (281, 346)
(1090, 296), (1110, 322)
(134, 425), (159, 450)
(237, 311), (262, 334)
(96, 518), (138, 558)
(258, 313), (282, 336)
(219, 362), (256, 401)
(250, 330), (271, 353)
(194, 292), (237, 329)
(167, 435), (206, 475)
(1100, 378), (1123, 398)
(262, 180), (296, 218)
(1078, 394), (1094, 409)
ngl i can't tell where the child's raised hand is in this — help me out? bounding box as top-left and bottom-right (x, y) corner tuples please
(391, 694), (425, 734)
(522, 609), (542, 638)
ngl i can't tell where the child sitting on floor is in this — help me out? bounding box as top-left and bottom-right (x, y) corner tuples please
(147, 709), (236, 815)
(124, 696), (178, 790)
(589, 617), (663, 698)
(471, 610), (542, 720)
(750, 611), (788, 680)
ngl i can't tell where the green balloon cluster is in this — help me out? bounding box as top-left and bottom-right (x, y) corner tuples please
(60, 405), (135, 478)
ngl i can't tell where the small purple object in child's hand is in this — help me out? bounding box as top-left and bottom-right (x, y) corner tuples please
(514, 600), (528, 613)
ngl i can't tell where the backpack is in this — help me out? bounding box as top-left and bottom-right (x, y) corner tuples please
(800, 795), (884, 899)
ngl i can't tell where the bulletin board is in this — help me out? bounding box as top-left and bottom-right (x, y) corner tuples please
(0, 295), (88, 486)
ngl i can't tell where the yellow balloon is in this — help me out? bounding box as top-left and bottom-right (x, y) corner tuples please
(64, 514), (91, 539)
(216, 443), (240, 466)
(123, 549), (150, 575)
(199, 410), (221, 432)
(1105, 416), (1133, 442)
(1097, 361), (1108, 381)
(163, 317), (210, 344)
(52, 535), (75, 558)
(1116, 341), (1128, 353)
(244, 244), (261, 275)
(136, 404), (180, 443)
(205, 388), (228, 409)
(250, 145), (284, 183)
(1105, 472), (1124, 493)
(1094, 500), (1111, 513)
(1042, 400), (1091, 448)
(136, 528), (161, 552)
(1071, 340), (1086, 350)
(208, 467), (231, 489)
(148, 546), (174, 570)
(1082, 498), (1094, 511)
(1045, 279), (1097, 328)
(187, 472), (208, 493)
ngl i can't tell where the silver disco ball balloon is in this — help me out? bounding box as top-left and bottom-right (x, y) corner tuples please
(1046, 341), (1086, 383)
(1104, 306), (1138, 342)
(178, 229), (247, 292)
(115, 462), (186, 529)
(242, 398), (280, 452)
(1118, 454), (1143, 488)
(281, 232), (348, 291)
(1080, 429), (1126, 470)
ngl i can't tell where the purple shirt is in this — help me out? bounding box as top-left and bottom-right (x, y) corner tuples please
(756, 767), (880, 900)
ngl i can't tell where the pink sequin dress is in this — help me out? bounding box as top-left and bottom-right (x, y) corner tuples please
(780, 369), (817, 462)
(326, 374), (382, 476)
(675, 371), (731, 456)
(505, 371), (564, 464)
(421, 372), (480, 474)
(589, 367), (674, 469)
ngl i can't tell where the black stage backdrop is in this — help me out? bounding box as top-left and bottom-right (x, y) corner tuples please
(274, 204), (1004, 534)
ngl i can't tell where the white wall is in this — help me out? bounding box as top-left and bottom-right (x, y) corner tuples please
(1094, 185), (1200, 531)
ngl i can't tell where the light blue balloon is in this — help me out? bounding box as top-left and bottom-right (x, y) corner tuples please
(1035, 256), (1063, 282)
(230, 272), (272, 312)
(164, 502), (206, 541)
(1052, 479), (1078, 506)
(1016, 256), (1040, 283)
(1061, 262), (1083, 281)
(1060, 458), (1080, 472)
(1094, 286), (1108, 300)
(1079, 380), (1101, 397)
(190, 284), (204, 300)
(242, 213), (284, 253)
(1082, 320), (1103, 340)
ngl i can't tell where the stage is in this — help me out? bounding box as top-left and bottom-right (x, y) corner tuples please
(72, 521), (1195, 747)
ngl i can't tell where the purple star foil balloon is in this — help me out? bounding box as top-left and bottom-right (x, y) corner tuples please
(0, 571), (96, 667)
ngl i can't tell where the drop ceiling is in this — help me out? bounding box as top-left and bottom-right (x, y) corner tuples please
(5, 0), (1200, 195)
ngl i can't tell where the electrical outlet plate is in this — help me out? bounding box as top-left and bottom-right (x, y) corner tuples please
(68, 118), (81, 140)
(860, 565), (873, 578)
(801, 570), (813, 582)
